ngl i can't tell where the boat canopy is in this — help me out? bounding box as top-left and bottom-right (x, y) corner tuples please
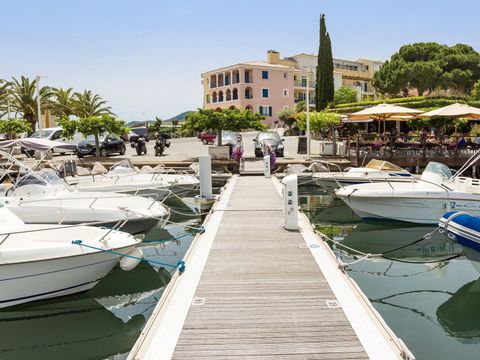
(364, 159), (404, 172)
(0, 138), (76, 152)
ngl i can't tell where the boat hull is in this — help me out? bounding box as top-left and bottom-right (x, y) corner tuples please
(0, 245), (134, 309)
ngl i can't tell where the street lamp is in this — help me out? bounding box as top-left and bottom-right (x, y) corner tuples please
(36, 75), (47, 132)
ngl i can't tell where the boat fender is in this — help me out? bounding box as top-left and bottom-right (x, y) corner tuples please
(120, 248), (143, 271)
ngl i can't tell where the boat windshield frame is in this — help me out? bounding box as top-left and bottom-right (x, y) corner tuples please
(423, 162), (453, 180)
(364, 159), (404, 172)
(14, 169), (69, 190)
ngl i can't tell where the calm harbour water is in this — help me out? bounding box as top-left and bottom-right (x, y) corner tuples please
(299, 186), (480, 360)
(0, 194), (202, 360)
(2, 187), (479, 360)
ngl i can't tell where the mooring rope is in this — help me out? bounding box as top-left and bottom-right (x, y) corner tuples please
(315, 226), (462, 268)
(71, 240), (186, 272)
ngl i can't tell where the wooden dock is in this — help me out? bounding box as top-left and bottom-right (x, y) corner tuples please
(128, 176), (413, 360)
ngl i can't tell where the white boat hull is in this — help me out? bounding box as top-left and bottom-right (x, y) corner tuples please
(0, 247), (134, 308)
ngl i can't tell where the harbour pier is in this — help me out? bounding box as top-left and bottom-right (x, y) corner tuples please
(128, 174), (413, 360)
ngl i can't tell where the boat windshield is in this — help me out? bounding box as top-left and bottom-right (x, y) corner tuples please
(14, 169), (67, 189)
(365, 159), (403, 171)
(109, 159), (136, 174)
(422, 162), (452, 180)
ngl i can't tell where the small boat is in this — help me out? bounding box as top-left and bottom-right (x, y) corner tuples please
(336, 161), (480, 224)
(313, 159), (413, 192)
(439, 211), (480, 251)
(0, 204), (143, 308)
(66, 160), (199, 201)
(1, 169), (170, 234)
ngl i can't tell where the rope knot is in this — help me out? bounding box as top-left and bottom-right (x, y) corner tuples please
(72, 240), (83, 245)
(177, 260), (186, 273)
(194, 225), (206, 234)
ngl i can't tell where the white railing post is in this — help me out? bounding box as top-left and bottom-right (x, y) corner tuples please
(199, 155), (212, 200)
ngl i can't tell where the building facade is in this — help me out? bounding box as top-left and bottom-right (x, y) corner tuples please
(202, 50), (382, 126)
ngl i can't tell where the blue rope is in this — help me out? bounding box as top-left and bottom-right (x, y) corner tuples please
(71, 240), (186, 273)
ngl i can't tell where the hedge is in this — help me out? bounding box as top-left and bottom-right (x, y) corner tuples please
(329, 97), (480, 114)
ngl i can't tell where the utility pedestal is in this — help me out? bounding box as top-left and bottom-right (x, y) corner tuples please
(282, 174), (298, 230)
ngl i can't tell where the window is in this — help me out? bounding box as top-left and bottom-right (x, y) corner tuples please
(283, 89), (288, 97)
(284, 73), (287, 79)
(364, 82), (368, 92)
(259, 106), (273, 117)
(262, 88), (269, 98)
(262, 70), (269, 79)
(206, 94), (210, 104)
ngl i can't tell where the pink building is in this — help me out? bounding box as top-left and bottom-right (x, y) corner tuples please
(202, 59), (297, 126)
(202, 50), (382, 126)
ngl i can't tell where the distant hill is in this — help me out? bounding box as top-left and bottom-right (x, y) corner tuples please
(126, 111), (193, 128)
(165, 111), (193, 123)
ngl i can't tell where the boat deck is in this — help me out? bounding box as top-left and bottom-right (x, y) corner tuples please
(129, 176), (411, 360)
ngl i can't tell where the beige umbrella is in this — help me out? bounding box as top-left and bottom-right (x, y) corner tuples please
(347, 103), (423, 133)
(421, 103), (480, 119)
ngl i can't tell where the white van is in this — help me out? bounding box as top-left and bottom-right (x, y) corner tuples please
(30, 127), (83, 154)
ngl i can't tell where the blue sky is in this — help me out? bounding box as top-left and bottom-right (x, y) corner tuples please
(1, 0), (479, 121)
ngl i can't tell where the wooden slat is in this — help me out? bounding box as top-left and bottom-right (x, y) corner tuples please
(172, 177), (369, 359)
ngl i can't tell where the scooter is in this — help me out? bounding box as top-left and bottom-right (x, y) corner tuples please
(130, 135), (147, 155)
(154, 133), (171, 156)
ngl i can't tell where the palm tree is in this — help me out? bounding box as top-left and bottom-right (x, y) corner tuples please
(0, 79), (9, 118)
(8, 76), (52, 132)
(73, 90), (114, 118)
(51, 87), (76, 119)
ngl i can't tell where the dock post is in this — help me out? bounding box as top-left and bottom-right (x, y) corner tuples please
(282, 174), (298, 230)
(264, 155), (271, 178)
(199, 155), (213, 200)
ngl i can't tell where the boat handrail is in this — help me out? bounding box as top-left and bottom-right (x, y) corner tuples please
(16, 193), (143, 205)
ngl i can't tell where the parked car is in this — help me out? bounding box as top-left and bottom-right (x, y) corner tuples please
(253, 131), (285, 157)
(75, 134), (126, 158)
(29, 127), (82, 154)
(198, 131), (217, 145)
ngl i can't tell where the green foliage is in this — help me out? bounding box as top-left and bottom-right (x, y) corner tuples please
(0, 118), (32, 139)
(315, 14), (334, 110)
(51, 88), (76, 118)
(59, 115), (127, 157)
(334, 86), (358, 105)
(296, 111), (340, 132)
(182, 108), (265, 145)
(471, 80), (480, 100)
(147, 117), (163, 134)
(73, 90), (114, 118)
(278, 107), (296, 131)
(470, 123), (480, 135)
(373, 42), (480, 96)
(330, 95), (472, 114)
(8, 76), (53, 132)
(295, 101), (306, 113)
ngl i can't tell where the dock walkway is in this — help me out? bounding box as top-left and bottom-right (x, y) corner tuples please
(129, 176), (411, 360)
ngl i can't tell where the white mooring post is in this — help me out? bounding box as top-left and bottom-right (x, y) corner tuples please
(282, 174), (298, 230)
(199, 155), (212, 200)
(264, 155), (271, 178)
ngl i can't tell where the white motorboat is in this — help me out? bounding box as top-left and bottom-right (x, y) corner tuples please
(1, 169), (170, 234)
(314, 159), (413, 192)
(336, 161), (480, 224)
(67, 160), (199, 201)
(0, 204), (142, 308)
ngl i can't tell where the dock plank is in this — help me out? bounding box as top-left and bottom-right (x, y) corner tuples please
(172, 177), (369, 359)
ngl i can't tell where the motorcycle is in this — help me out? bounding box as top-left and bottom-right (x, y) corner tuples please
(154, 133), (171, 156)
(130, 135), (147, 155)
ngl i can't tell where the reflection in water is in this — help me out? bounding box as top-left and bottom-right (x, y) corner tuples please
(0, 261), (170, 360)
(300, 190), (480, 359)
(0, 194), (203, 360)
(437, 277), (480, 342)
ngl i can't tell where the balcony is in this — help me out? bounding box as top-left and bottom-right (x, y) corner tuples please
(294, 80), (316, 88)
(294, 98), (315, 105)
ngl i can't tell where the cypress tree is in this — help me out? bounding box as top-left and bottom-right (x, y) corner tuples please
(315, 14), (326, 111)
(323, 32), (334, 106)
(315, 14), (334, 110)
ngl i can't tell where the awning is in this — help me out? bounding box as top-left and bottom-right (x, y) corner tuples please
(0, 138), (76, 152)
